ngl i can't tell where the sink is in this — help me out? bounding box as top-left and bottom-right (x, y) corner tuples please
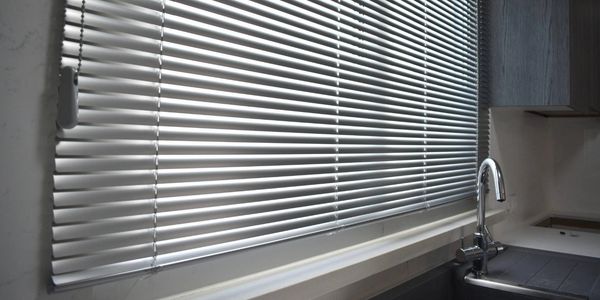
(372, 246), (600, 300)
(462, 272), (585, 300)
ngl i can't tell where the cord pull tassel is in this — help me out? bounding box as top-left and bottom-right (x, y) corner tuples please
(57, 66), (78, 129)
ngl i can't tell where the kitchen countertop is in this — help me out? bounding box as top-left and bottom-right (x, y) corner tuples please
(501, 225), (600, 259)
(485, 246), (600, 299)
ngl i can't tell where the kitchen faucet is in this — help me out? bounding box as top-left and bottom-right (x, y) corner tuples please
(456, 158), (507, 277)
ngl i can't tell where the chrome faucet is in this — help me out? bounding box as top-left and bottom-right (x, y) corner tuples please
(456, 158), (507, 278)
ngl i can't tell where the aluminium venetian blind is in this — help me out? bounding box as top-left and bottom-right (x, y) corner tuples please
(52, 0), (481, 287)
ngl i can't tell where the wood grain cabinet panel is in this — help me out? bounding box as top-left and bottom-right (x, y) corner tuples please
(488, 0), (600, 115)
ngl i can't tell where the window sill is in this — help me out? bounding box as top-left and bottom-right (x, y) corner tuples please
(166, 208), (508, 300)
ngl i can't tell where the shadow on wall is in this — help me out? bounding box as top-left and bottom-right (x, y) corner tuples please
(38, 0), (64, 294)
(488, 109), (553, 238)
(0, 0), (61, 298)
(490, 108), (600, 239)
(548, 117), (600, 220)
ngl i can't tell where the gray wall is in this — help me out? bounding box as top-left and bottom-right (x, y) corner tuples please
(0, 0), (61, 298)
(490, 109), (600, 237)
(547, 118), (600, 219)
(488, 109), (554, 236)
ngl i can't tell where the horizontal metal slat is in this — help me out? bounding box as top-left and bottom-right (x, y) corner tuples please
(55, 163), (337, 190)
(339, 114), (476, 134)
(62, 41), (159, 69)
(98, 128), (480, 145)
(336, 190), (474, 227)
(339, 1), (477, 66)
(56, 154), (336, 172)
(63, 25), (160, 54)
(162, 42), (336, 87)
(163, 16), (333, 67)
(52, 257), (154, 286)
(52, 243), (154, 275)
(296, 0), (477, 78)
(166, 0), (337, 57)
(55, 156), (477, 191)
(67, 0), (163, 24)
(64, 7), (161, 41)
(153, 221), (337, 267)
(337, 184), (475, 214)
(361, 0), (477, 47)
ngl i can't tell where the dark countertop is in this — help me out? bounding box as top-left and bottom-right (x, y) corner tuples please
(486, 246), (600, 299)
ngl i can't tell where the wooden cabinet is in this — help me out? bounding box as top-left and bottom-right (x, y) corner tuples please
(488, 0), (600, 116)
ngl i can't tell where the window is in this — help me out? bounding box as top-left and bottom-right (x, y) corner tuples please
(52, 0), (484, 287)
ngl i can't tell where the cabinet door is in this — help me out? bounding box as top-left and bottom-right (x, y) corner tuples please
(570, 0), (600, 113)
(489, 0), (570, 108)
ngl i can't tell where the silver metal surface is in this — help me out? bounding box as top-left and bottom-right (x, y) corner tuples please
(455, 241), (505, 263)
(464, 273), (587, 300)
(457, 158), (506, 277)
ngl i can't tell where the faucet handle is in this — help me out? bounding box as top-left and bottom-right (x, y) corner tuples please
(488, 241), (507, 256)
(456, 246), (484, 263)
(456, 242), (506, 263)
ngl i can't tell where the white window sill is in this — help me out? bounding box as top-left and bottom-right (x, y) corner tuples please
(166, 208), (507, 300)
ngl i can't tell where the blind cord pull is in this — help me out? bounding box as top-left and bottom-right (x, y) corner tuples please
(333, 0), (341, 231)
(423, 0), (430, 210)
(57, 0), (84, 130)
(151, 0), (166, 271)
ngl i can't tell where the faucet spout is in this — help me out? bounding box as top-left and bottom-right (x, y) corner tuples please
(479, 158), (506, 203)
(477, 157), (506, 233)
(476, 158), (506, 233)
(457, 157), (507, 278)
